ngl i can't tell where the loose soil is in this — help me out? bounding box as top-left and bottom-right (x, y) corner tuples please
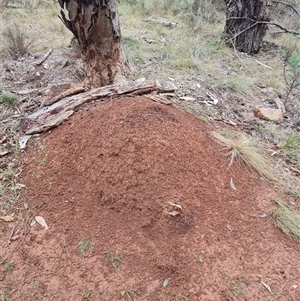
(2, 96), (300, 300)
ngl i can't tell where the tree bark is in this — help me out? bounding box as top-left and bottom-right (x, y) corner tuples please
(58, 0), (130, 89)
(223, 0), (271, 54)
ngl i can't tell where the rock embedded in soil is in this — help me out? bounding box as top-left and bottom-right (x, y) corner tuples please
(254, 107), (283, 122)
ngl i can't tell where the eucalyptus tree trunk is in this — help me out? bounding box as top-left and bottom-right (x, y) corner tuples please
(223, 0), (271, 54)
(58, 0), (130, 89)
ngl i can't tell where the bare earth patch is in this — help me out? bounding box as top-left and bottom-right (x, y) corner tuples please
(1, 96), (300, 300)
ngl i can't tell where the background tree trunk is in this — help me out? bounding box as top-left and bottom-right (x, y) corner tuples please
(59, 0), (130, 88)
(223, 0), (271, 54)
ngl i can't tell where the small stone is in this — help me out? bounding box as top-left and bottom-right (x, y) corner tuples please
(254, 108), (283, 122)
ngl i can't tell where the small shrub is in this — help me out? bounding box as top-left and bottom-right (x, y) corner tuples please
(3, 23), (33, 58)
(282, 134), (300, 166)
(282, 41), (300, 103)
(0, 92), (18, 106)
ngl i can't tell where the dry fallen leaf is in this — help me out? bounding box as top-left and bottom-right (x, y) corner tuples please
(168, 202), (183, 210)
(261, 281), (272, 293)
(35, 216), (49, 230)
(0, 215), (15, 222)
(230, 178), (237, 190)
(163, 278), (170, 287)
(168, 211), (180, 216)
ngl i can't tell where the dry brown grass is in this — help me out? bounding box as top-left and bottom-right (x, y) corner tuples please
(273, 200), (300, 239)
(213, 132), (278, 181)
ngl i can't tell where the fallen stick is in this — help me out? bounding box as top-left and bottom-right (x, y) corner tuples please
(36, 48), (53, 66)
(143, 19), (179, 28)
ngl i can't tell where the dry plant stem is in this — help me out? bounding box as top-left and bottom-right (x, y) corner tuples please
(8, 223), (17, 242)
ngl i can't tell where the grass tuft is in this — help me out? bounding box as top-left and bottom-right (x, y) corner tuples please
(282, 134), (300, 167)
(2, 22), (33, 58)
(0, 92), (18, 106)
(77, 237), (92, 255)
(213, 132), (278, 181)
(3, 259), (14, 272)
(106, 250), (123, 271)
(273, 200), (300, 239)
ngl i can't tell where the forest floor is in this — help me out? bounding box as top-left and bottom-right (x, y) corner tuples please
(1, 2), (300, 301)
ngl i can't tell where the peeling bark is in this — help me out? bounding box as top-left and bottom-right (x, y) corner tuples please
(223, 0), (271, 54)
(23, 79), (177, 134)
(59, 0), (130, 88)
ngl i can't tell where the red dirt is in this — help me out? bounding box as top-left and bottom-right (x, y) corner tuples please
(2, 96), (300, 300)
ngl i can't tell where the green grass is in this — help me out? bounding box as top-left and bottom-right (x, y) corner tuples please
(273, 200), (300, 239)
(282, 134), (300, 167)
(120, 288), (140, 301)
(2, 259), (14, 272)
(106, 250), (123, 271)
(0, 92), (18, 105)
(0, 294), (12, 301)
(77, 237), (92, 255)
(218, 75), (255, 99)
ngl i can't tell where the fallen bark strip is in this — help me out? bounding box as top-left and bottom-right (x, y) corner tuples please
(26, 110), (74, 135)
(42, 85), (86, 106)
(24, 79), (176, 135)
(144, 94), (172, 105)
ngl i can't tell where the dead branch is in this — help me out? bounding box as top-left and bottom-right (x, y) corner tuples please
(266, 21), (300, 35)
(271, 0), (300, 19)
(226, 17), (300, 39)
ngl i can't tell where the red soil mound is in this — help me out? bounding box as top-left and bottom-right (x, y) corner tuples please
(3, 96), (299, 300)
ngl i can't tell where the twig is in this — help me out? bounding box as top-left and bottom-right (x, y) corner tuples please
(35, 48), (53, 66)
(61, 232), (69, 254)
(8, 223), (17, 242)
(255, 59), (273, 69)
